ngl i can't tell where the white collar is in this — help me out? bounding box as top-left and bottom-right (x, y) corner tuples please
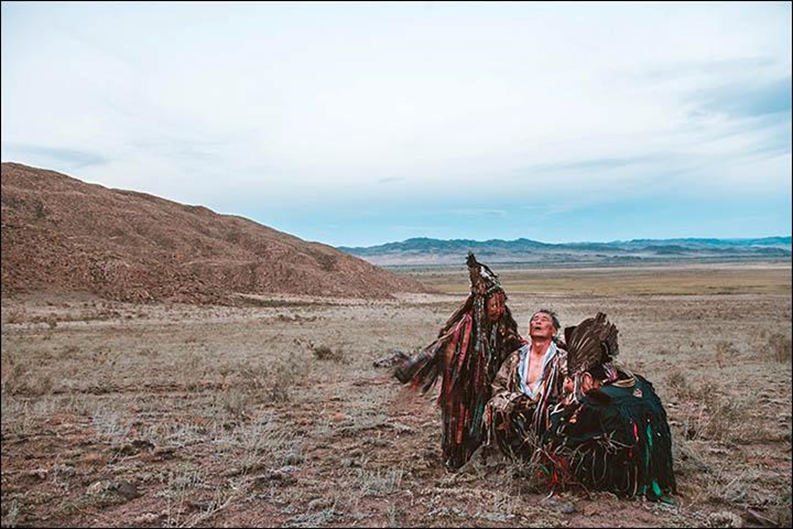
(519, 340), (558, 398)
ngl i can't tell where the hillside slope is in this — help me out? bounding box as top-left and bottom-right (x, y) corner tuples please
(0, 163), (433, 303)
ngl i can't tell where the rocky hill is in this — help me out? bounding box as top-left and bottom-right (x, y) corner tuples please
(0, 163), (434, 303)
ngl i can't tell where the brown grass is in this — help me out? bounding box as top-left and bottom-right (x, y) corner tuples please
(767, 332), (792, 363)
(414, 263), (792, 296)
(310, 344), (346, 363)
(1, 262), (790, 527)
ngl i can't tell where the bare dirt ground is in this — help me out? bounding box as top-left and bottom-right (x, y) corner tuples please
(2, 265), (791, 528)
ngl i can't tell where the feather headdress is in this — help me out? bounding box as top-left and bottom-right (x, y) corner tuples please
(564, 312), (619, 377)
(466, 251), (503, 298)
(393, 252), (521, 469)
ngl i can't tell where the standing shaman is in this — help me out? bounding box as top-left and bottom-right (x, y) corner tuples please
(395, 252), (523, 469)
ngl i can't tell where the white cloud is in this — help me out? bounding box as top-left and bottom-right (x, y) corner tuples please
(1, 2), (790, 244)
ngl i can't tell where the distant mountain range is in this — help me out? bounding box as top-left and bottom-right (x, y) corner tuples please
(338, 236), (792, 266)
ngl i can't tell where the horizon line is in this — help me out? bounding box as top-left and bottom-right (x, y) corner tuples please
(335, 234), (793, 249)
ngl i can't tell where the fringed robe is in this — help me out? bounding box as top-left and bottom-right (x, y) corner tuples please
(487, 340), (568, 457)
(394, 297), (522, 469)
(542, 373), (676, 499)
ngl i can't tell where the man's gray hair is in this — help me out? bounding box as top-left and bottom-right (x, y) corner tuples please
(532, 308), (561, 331)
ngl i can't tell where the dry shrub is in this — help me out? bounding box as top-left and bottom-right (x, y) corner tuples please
(219, 387), (253, 419)
(710, 396), (754, 442)
(311, 344), (345, 363)
(52, 482), (128, 520)
(155, 464), (206, 500)
(769, 494), (793, 528)
(1, 394), (33, 437)
(267, 359), (299, 403)
(684, 380), (720, 403)
(138, 347), (158, 358)
(477, 489), (518, 523)
(386, 503), (405, 528)
(285, 504), (341, 527)
(61, 345), (80, 359)
(672, 380), (753, 443)
(1, 498), (20, 528)
(5, 308), (25, 324)
(92, 408), (129, 443)
(154, 464), (207, 527)
(179, 353), (206, 392)
(218, 413), (299, 475)
(217, 361), (236, 384)
(665, 369), (687, 393)
(714, 341), (739, 368)
(3, 367), (53, 398)
(245, 359), (303, 404)
(706, 467), (765, 508)
(705, 511), (742, 528)
(184, 352), (202, 372)
(671, 436), (711, 479)
(28, 374), (53, 397)
(27, 315), (59, 328)
(767, 333), (791, 363)
(215, 356), (302, 406)
(1, 356), (27, 395)
(356, 468), (403, 497)
(238, 364), (270, 391)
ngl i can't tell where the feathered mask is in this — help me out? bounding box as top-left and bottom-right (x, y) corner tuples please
(564, 312), (619, 378)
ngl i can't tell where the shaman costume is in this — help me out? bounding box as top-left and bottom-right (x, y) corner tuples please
(394, 253), (523, 469)
(542, 313), (676, 500)
(487, 335), (567, 459)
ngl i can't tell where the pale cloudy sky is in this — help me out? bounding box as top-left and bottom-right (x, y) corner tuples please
(2, 1), (791, 246)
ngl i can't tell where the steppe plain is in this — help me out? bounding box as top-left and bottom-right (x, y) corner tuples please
(1, 262), (791, 527)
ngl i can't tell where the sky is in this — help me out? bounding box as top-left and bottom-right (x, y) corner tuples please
(2, 1), (791, 247)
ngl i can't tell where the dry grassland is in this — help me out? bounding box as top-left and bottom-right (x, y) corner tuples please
(416, 263), (792, 297)
(1, 263), (791, 527)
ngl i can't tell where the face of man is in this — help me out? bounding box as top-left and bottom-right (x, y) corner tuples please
(529, 311), (557, 340)
(486, 292), (505, 321)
